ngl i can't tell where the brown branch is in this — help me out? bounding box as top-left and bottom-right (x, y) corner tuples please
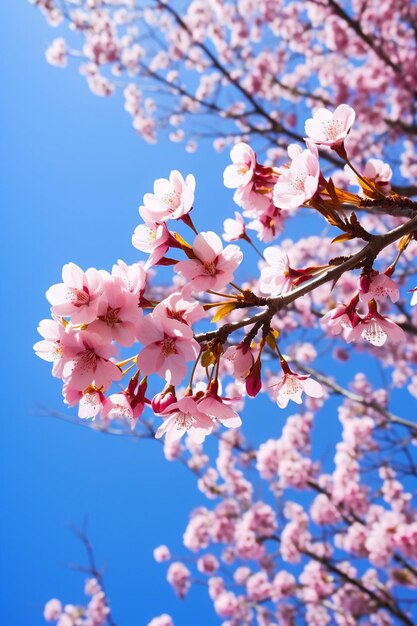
(196, 214), (417, 343)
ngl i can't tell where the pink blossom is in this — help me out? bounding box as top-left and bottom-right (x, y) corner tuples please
(101, 391), (145, 429)
(271, 371), (324, 409)
(223, 142), (256, 190)
(259, 247), (294, 295)
(33, 318), (68, 378)
(247, 204), (285, 243)
(44, 599), (62, 621)
(166, 562), (191, 598)
(273, 142), (320, 210)
(152, 291), (205, 333)
(346, 310), (406, 347)
(346, 158), (393, 195)
(153, 545), (171, 562)
(78, 389), (105, 419)
(174, 231), (243, 292)
(223, 212), (247, 242)
(246, 571), (272, 602)
(321, 302), (360, 337)
(151, 387), (177, 414)
(45, 38), (67, 67)
(61, 331), (122, 391)
(213, 591), (239, 617)
(87, 277), (142, 346)
(155, 396), (214, 443)
(198, 386), (242, 429)
(222, 344), (254, 379)
(46, 262), (104, 324)
(243, 357), (261, 397)
(359, 272), (399, 303)
(136, 314), (199, 385)
(197, 554), (219, 574)
(131, 222), (169, 267)
(305, 104), (356, 146)
(271, 571), (296, 601)
(111, 259), (147, 296)
(139, 170), (195, 223)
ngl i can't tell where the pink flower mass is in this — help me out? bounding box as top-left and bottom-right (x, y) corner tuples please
(31, 63), (417, 626)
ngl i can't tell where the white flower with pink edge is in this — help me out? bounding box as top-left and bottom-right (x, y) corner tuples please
(260, 247), (294, 295)
(271, 372), (324, 409)
(304, 104), (355, 146)
(273, 141), (320, 210)
(223, 142), (256, 190)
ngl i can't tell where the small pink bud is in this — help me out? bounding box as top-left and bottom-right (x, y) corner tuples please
(152, 387), (177, 414)
(245, 359), (262, 397)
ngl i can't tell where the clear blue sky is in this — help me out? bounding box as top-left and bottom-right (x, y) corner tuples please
(0, 3), (388, 625)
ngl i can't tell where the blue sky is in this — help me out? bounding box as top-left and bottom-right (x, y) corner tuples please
(2, 2), (411, 625)
(1, 3), (233, 624)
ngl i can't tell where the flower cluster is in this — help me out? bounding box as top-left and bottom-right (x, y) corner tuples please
(44, 579), (110, 626)
(35, 105), (417, 451)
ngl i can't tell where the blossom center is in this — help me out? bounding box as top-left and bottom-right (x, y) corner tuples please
(204, 261), (217, 276)
(282, 376), (302, 396)
(175, 411), (193, 431)
(69, 287), (90, 307)
(237, 164), (249, 176)
(99, 306), (121, 327)
(161, 337), (176, 356)
(322, 120), (343, 142)
(78, 348), (98, 372)
(162, 190), (181, 211)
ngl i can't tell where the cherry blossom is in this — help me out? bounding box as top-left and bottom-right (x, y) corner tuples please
(136, 314), (199, 385)
(152, 291), (205, 333)
(273, 141), (320, 210)
(304, 104), (356, 147)
(166, 562), (191, 598)
(33, 318), (68, 378)
(155, 396), (214, 443)
(87, 278), (141, 346)
(198, 387), (242, 429)
(139, 170), (195, 223)
(132, 222), (169, 267)
(222, 344), (254, 379)
(222, 211), (247, 242)
(223, 143), (256, 191)
(359, 272), (400, 304)
(174, 231), (243, 291)
(46, 262), (104, 324)
(346, 309), (406, 347)
(45, 38), (67, 67)
(61, 331), (122, 392)
(259, 246), (295, 295)
(271, 371), (324, 409)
